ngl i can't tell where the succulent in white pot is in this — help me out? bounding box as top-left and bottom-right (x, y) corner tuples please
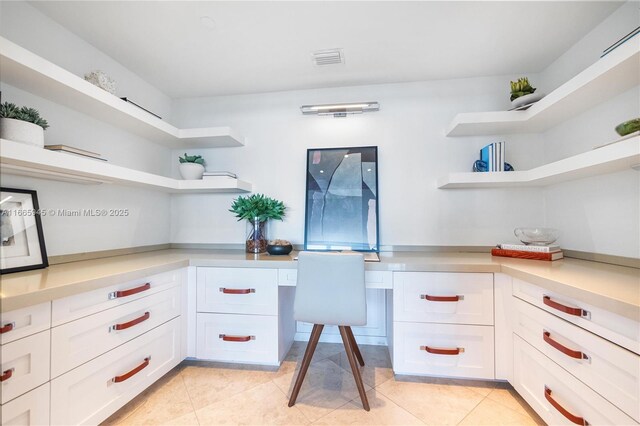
(0, 102), (49, 148)
(178, 153), (205, 180)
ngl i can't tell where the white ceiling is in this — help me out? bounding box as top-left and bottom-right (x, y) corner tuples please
(30, 1), (622, 99)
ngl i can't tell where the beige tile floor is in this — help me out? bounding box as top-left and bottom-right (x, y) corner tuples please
(102, 342), (545, 426)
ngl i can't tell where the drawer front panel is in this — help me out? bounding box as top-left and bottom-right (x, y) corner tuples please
(0, 302), (51, 345)
(393, 272), (494, 325)
(1, 330), (50, 404)
(51, 317), (181, 426)
(51, 285), (181, 378)
(1, 383), (49, 426)
(52, 269), (182, 326)
(512, 277), (640, 354)
(278, 269), (393, 289)
(196, 313), (278, 365)
(513, 335), (636, 425)
(514, 297), (640, 421)
(393, 321), (494, 379)
(197, 268), (278, 315)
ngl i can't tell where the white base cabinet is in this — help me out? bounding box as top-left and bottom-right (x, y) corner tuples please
(51, 318), (181, 426)
(1, 383), (49, 426)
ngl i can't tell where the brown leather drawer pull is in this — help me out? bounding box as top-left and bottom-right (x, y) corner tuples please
(112, 357), (150, 383)
(109, 283), (151, 300)
(543, 331), (588, 360)
(543, 296), (589, 319)
(219, 288), (255, 294)
(420, 294), (463, 302)
(110, 312), (150, 332)
(0, 322), (15, 334)
(219, 334), (255, 342)
(545, 386), (587, 425)
(420, 345), (464, 355)
(0, 368), (14, 382)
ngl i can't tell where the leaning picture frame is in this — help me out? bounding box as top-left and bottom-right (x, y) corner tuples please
(0, 187), (48, 274)
(304, 146), (379, 252)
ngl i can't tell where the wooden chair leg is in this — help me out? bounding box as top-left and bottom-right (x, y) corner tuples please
(339, 326), (370, 411)
(288, 324), (324, 407)
(346, 326), (365, 367)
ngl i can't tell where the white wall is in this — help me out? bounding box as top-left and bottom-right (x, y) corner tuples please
(0, 2), (173, 256)
(170, 77), (546, 247)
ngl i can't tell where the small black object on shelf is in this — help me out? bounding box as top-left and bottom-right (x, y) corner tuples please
(120, 97), (162, 119)
(266, 244), (293, 255)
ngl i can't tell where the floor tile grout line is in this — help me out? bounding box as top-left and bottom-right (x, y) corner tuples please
(178, 372), (201, 426)
(365, 387), (428, 425)
(456, 394), (488, 425)
(485, 388), (545, 424)
(270, 378), (312, 425)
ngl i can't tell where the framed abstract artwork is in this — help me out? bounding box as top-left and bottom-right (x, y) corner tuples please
(0, 187), (48, 274)
(304, 146), (379, 252)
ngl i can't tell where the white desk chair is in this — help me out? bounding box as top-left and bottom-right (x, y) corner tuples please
(288, 251), (370, 411)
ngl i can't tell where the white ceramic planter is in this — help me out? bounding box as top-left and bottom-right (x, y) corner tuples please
(179, 163), (205, 180)
(0, 118), (44, 148)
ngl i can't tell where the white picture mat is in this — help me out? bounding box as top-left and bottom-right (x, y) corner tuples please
(0, 192), (43, 270)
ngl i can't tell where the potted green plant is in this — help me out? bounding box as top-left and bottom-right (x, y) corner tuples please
(229, 194), (286, 253)
(178, 153), (205, 180)
(0, 102), (49, 147)
(509, 77), (543, 108)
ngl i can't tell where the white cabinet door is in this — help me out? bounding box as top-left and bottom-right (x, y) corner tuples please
(1, 330), (50, 404)
(393, 322), (494, 379)
(196, 313), (279, 365)
(197, 268), (278, 315)
(52, 269), (182, 326)
(514, 297), (640, 422)
(1, 383), (49, 426)
(51, 318), (181, 426)
(51, 285), (181, 378)
(0, 302), (50, 345)
(393, 272), (494, 325)
(513, 335), (636, 426)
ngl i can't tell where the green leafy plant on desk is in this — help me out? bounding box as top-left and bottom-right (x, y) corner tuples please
(230, 194), (286, 254)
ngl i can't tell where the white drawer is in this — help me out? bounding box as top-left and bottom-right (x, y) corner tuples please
(0, 302), (50, 345)
(197, 268), (278, 315)
(393, 321), (494, 379)
(513, 335), (636, 425)
(51, 285), (181, 378)
(1, 330), (50, 404)
(278, 269), (393, 289)
(513, 277), (640, 354)
(1, 383), (49, 426)
(393, 272), (493, 325)
(52, 269), (182, 326)
(51, 317), (181, 426)
(196, 313), (279, 365)
(514, 297), (640, 421)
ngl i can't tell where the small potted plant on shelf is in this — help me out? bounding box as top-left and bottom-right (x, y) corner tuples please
(509, 77), (543, 109)
(0, 102), (49, 148)
(178, 153), (205, 180)
(229, 194), (286, 253)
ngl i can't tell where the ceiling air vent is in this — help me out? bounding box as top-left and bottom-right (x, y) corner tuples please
(312, 49), (344, 66)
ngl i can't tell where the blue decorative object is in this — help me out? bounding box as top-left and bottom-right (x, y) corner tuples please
(473, 160), (514, 172)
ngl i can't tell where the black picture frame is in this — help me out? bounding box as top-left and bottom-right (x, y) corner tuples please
(0, 187), (48, 274)
(304, 146), (380, 252)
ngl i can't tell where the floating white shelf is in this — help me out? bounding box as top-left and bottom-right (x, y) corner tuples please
(446, 40), (640, 136)
(437, 136), (640, 189)
(0, 139), (252, 193)
(0, 37), (244, 149)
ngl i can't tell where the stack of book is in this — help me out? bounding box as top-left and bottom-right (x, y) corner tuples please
(480, 142), (505, 172)
(44, 145), (106, 161)
(203, 171), (237, 180)
(491, 243), (563, 261)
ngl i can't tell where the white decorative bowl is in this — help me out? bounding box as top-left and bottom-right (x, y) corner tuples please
(511, 92), (544, 108)
(0, 118), (44, 148)
(179, 163), (205, 180)
(514, 227), (559, 246)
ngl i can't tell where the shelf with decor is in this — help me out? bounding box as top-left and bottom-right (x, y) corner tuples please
(0, 139), (252, 193)
(437, 135), (639, 189)
(0, 36), (244, 149)
(446, 40), (639, 137)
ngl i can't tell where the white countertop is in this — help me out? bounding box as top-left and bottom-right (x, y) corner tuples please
(1, 249), (638, 320)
